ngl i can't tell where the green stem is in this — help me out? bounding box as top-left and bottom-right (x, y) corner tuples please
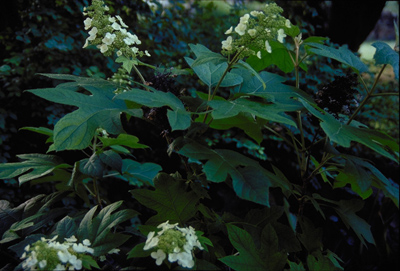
(132, 64), (149, 91)
(347, 64), (387, 125)
(91, 134), (102, 207)
(202, 49), (244, 124)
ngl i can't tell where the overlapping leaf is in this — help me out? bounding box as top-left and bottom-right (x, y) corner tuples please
(130, 173), (199, 225)
(116, 159), (162, 186)
(0, 154), (70, 185)
(208, 96), (297, 127)
(115, 87), (191, 131)
(178, 140), (286, 207)
(299, 98), (399, 163)
(372, 41), (399, 79)
(77, 201), (137, 256)
(185, 58), (243, 88)
(307, 42), (368, 73)
(26, 74), (139, 151)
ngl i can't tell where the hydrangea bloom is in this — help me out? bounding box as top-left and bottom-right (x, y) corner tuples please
(82, 0), (150, 59)
(143, 221), (204, 268)
(221, 2), (292, 59)
(20, 235), (95, 270)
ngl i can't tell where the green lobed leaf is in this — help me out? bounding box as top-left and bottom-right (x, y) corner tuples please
(115, 88), (191, 131)
(219, 224), (269, 271)
(299, 98), (399, 163)
(307, 42), (368, 73)
(246, 40), (295, 73)
(372, 41), (399, 79)
(208, 96), (297, 127)
(0, 153), (70, 185)
(185, 57), (243, 88)
(196, 112), (265, 144)
(334, 199), (375, 247)
(130, 173), (199, 225)
(118, 159), (162, 186)
(26, 74), (132, 151)
(178, 140), (284, 207)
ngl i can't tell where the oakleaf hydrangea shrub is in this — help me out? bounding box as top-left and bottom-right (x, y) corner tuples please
(0, 0), (398, 270)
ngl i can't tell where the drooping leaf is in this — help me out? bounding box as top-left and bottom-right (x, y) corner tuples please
(208, 96), (297, 127)
(117, 159), (162, 186)
(297, 216), (323, 252)
(0, 154), (70, 185)
(26, 74), (138, 151)
(99, 150), (123, 173)
(312, 194), (376, 247)
(115, 87), (191, 131)
(299, 98), (399, 163)
(79, 153), (104, 178)
(334, 199), (375, 247)
(130, 173), (199, 225)
(185, 58), (243, 88)
(99, 134), (148, 149)
(196, 112), (265, 144)
(219, 224), (269, 271)
(372, 41), (399, 79)
(178, 140), (283, 207)
(307, 42), (368, 73)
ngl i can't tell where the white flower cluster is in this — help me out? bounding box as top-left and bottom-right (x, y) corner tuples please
(82, 0), (150, 58)
(20, 235), (95, 271)
(143, 221), (204, 268)
(221, 3), (292, 59)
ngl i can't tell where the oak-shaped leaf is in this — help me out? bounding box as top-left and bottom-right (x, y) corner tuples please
(130, 173), (199, 225)
(300, 98), (399, 163)
(26, 74), (141, 151)
(306, 42), (368, 74)
(115, 87), (191, 131)
(178, 140), (288, 207)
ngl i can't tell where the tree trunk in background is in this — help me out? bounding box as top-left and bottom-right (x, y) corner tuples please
(326, 0), (386, 51)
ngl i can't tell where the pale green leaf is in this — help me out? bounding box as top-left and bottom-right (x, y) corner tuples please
(372, 41), (399, 79)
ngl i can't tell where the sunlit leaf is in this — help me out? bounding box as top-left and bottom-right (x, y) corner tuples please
(372, 41), (399, 79)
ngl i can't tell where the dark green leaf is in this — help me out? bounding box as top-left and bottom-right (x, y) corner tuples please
(208, 96), (297, 127)
(119, 159), (162, 186)
(334, 199), (375, 247)
(55, 216), (77, 240)
(178, 140), (283, 207)
(100, 150), (123, 172)
(0, 154), (70, 185)
(130, 173), (199, 225)
(115, 88), (191, 131)
(219, 224), (268, 271)
(79, 154), (104, 178)
(300, 98), (399, 163)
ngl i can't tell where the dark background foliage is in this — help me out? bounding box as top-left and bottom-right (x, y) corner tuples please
(0, 1), (398, 270)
